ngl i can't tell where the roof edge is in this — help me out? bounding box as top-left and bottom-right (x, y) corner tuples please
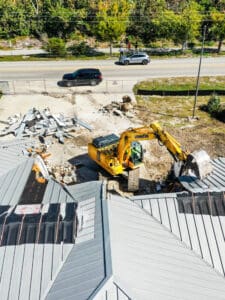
(90, 181), (113, 299)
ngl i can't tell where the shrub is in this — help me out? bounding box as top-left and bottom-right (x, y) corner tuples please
(68, 42), (93, 56)
(200, 94), (225, 122)
(207, 94), (221, 115)
(46, 38), (66, 57)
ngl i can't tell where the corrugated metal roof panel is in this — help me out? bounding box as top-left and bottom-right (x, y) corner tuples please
(109, 194), (225, 300)
(133, 192), (225, 278)
(0, 162), (83, 300)
(0, 159), (33, 206)
(0, 139), (34, 177)
(76, 197), (95, 244)
(42, 179), (74, 204)
(179, 157), (225, 193)
(0, 200), (78, 298)
(0, 243), (73, 300)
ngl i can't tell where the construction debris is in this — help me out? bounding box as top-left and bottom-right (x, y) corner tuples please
(0, 107), (93, 143)
(122, 95), (132, 103)
(47, 161), (77, 184)
(23, 144), (77, 185)
(99, 95), (136, 118)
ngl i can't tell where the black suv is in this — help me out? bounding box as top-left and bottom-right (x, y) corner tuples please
(62, 68), (102, 87)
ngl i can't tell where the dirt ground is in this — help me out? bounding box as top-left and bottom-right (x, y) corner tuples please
(1, 91), (224, 195)
(0, 92), (142, 192)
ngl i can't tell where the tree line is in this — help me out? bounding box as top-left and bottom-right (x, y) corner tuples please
(0, 0), (224, 53)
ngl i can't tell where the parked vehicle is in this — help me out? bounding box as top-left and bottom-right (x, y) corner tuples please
(119, 52), (150, 65)
(62, 68), (102, 87)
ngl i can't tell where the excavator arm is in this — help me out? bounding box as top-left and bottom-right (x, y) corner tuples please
(117, 122), (212, 183)
(117, 122), (189, 166)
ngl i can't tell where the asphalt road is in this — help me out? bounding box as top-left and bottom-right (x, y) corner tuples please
(1, 57), (225, 81)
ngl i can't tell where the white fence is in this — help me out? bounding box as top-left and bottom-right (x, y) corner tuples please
(0, 79), (136, 95)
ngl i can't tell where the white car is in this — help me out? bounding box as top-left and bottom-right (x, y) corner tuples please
(119, 52), (150, 65)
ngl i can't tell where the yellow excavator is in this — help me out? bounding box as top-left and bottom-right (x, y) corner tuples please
(88, 122), (213, 191)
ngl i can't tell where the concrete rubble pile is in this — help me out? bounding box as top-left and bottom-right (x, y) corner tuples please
(99, 95), (136, 118)
(47, 161), (77, 185)
(0, 107), (92, 144)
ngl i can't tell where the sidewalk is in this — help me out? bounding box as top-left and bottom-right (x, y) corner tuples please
(0, 46), (223, 57)
(0, 48), (118, 56)
(0, 48), (47, 56)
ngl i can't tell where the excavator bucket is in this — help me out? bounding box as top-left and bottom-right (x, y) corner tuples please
(173, 149), (213, 179)
(182, 149), (213, 179)
(186, 150), (213, 179)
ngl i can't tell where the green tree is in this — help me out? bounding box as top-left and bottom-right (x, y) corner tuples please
(90, 0), (133, 55)
(210, 9), (225, 53)
(172, 1), (203, 50)
(46, 37), (66, 56)
(127, 0), (167, 43)
(41, 0), (88, 38)
(0, 0), (29, 38)
(18, 0), (43, 37)
(152, 9), (178, 41)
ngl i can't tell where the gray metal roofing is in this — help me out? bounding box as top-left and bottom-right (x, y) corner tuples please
(0, 176), (77, 300)
(46, 181), (112, 300)
(109, 194), (225, 300)
(179, 157), (225, 193)
(0, 138), (34, 177)
(0, 243), (73, 300)
(132, 192), (225, 278)
(0, 137), (112, 299)
(0, 180), (109, 300)
(1, 136), (225, 299)
(0, 158), (34, 206)
(0, 139), (107, 299)
(0, 159), (76, 206)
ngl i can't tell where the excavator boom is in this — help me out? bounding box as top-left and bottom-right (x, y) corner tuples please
(117, 122), (189, 165)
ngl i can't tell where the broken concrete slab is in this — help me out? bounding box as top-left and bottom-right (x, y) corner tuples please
(0, 107), (93, 143)
(98, 96), (135, 119)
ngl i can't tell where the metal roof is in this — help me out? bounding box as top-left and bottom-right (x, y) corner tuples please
(109, 194), (225, 300)
(0, 137), (113, 300)
(0, 138), (108, 299)
(46, 181), (112, 300)
(0, 159), (77, 207)
(0, 138), (34, 177)
(1, 135), (225, 299)
(179, 157), (225, 193)
(0, 171), (78, 300)
(132, 191), (225, 279)
(0, 179), (110, 300)
(0, 159), (34, 206)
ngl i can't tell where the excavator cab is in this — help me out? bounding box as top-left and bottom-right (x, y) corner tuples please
(130, 142), (143, 166)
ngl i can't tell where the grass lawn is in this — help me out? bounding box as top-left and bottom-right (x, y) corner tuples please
(134, 76), (225, 92)
(133, 76), (225, 159)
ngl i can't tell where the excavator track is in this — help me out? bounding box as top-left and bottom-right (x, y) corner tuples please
(128, 168), (140, 192)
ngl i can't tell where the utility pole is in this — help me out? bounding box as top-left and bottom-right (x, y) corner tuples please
(192, 25), (207, 118)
